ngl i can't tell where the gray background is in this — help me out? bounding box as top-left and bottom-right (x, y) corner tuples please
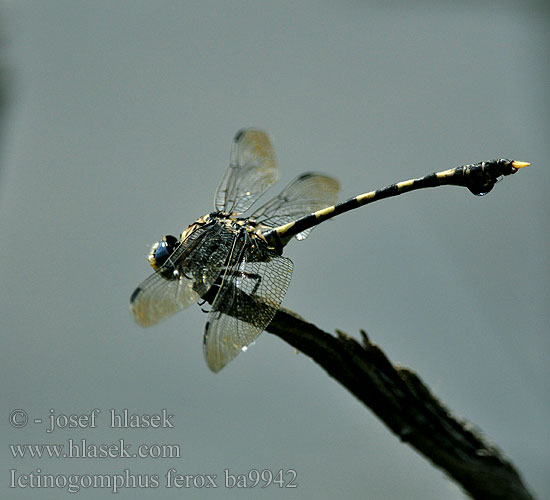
(1, 1), (548, 499)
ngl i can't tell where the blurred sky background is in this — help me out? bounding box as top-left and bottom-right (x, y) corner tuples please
(0, 1), (548, 499)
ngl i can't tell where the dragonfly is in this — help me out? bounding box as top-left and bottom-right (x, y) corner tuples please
(130, 128), (528, 372)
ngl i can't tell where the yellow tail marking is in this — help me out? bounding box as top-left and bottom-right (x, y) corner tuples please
(435, 168), (456, 179)
(276, 221), (296, 236)
(396, 179), (415, 191)
(314, 205), (336, 219)
(356, 191), (376, 203)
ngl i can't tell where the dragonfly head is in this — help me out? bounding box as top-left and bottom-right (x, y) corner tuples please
(148, 235), (179, 271)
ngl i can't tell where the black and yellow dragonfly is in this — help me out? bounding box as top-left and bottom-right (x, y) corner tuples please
(130, 129), (528, 372)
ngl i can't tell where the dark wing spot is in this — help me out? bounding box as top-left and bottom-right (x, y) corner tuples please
(130, 287), (142, 304)
(234, 129), (245, 142)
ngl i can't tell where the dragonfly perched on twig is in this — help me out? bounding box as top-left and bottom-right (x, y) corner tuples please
(130, 128), (528, 372)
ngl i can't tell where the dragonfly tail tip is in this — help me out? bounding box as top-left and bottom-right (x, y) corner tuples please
(512, 160), (530, 170)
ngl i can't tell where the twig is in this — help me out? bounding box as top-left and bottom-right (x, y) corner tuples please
(202, 282), (534, 499)
(266, 307), (535, 500)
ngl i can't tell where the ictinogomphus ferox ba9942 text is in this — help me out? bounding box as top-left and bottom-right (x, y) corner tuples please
(130, 128), (528, 372)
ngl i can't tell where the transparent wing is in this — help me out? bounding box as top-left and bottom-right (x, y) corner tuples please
(130, 271), (200, 327)
(251, 172), (340, 240)
(203, 243), (293, 372)
(215, 129), (279, 214)
(130, 223), (236, 327)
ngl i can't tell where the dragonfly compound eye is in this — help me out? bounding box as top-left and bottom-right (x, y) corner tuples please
(147, 235), (179, 271)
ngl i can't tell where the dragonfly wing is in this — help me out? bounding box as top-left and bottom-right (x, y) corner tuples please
(130, 271), (200, 327)
(130, 223), (235, 327)
(215, 129), (279, 214)
(251, 172), (340, 240)
(203, 247), (293, 372)
(181, 222), (238, 297)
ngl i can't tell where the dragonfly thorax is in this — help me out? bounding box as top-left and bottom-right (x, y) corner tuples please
(147, 212), (269, 279)
(203, 211), (266, 241)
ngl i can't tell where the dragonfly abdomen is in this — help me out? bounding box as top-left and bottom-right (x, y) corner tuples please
(264, 159), (528, 250)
